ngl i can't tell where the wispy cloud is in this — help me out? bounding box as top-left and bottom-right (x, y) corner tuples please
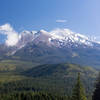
(0, 23), (19, 46)
(56, 19), (67, 23)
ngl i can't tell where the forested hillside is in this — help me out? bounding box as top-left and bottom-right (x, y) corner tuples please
(0, 63), (98, 100)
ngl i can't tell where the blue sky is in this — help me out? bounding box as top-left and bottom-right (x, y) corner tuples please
(0, 0), (100, 43)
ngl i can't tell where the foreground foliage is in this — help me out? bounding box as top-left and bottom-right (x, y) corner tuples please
(0, 92), (68, 100)
(71, 73), (87, 100)
(0, 73), (88, 100)
(92, 72), (100, 100)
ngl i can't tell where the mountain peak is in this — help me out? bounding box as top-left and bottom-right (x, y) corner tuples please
(5, 28), (100, 51)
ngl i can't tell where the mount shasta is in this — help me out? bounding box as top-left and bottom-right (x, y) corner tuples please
(0, 28), (100, 68)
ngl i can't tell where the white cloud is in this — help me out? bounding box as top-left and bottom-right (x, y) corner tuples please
(0, 23), (19, 46)
(56, 20), (67, 23)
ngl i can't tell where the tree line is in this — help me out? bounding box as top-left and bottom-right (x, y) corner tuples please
(0, 72), (99, 100)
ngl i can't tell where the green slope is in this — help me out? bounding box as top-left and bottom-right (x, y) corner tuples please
(23, 63), (98, 78)
(22, 63), (98, 95)
(0, 60), (39, 72)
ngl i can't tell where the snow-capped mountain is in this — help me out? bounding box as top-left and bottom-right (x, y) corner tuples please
(1, 28), (100, 68)
(13, 29), (100, 50)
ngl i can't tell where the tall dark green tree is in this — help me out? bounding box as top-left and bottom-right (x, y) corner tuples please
(92, 72), (100, 100)
(71, 73), (87, 100)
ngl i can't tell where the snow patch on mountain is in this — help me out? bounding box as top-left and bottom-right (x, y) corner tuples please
(47, 29), (94, 47)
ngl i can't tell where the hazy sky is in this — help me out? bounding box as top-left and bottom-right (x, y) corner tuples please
(0, 0), (100, 42)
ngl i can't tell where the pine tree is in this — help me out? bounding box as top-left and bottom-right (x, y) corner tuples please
(92, 72), (100, 100)
(71, 73), (87, 100)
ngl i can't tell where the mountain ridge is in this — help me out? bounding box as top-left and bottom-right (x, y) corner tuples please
(1, 29), (100, 68)
(10, 29), (100, 50)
